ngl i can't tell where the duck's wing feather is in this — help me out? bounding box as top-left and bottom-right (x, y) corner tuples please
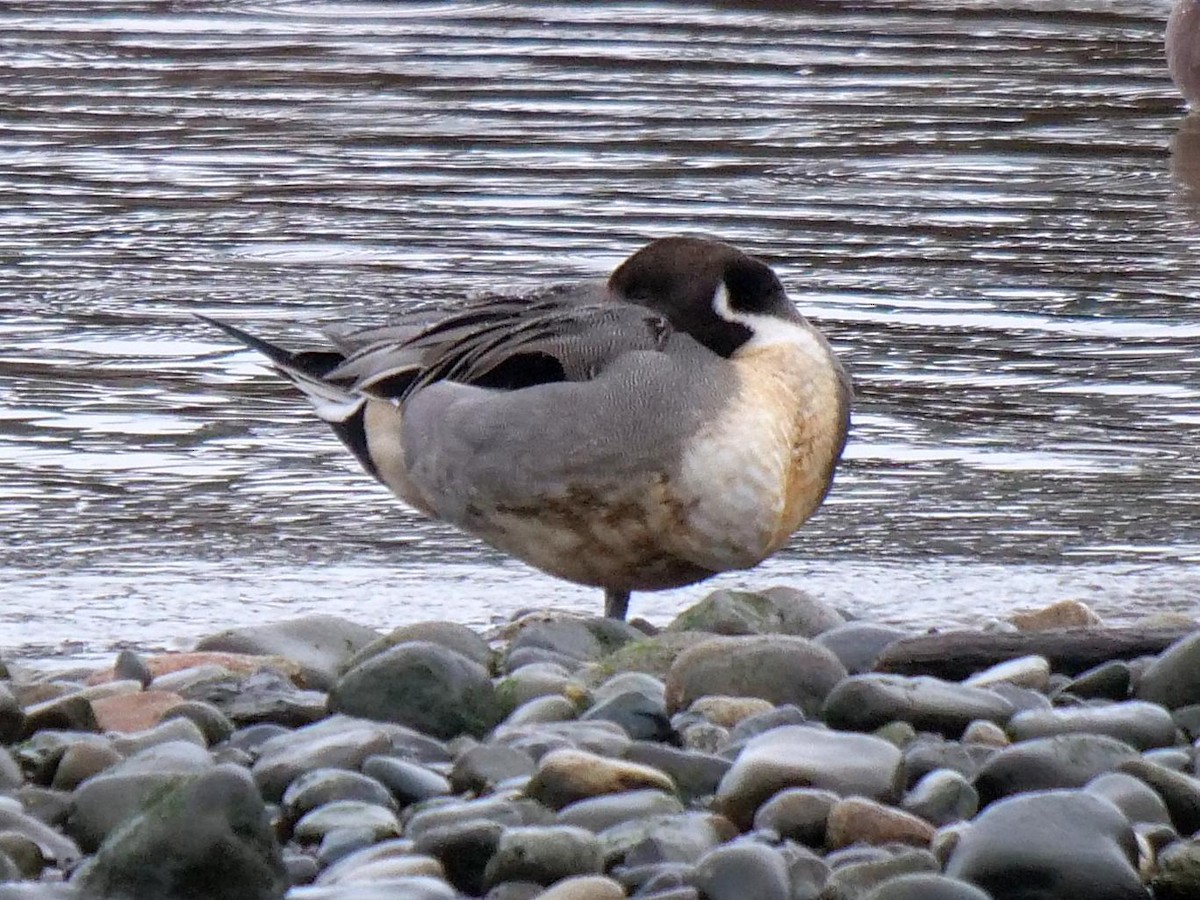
(328, 295), (673, 404)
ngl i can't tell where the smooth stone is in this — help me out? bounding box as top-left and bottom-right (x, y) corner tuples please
(582, 689), (671, 742)
(96, 650), (304, 685)
(0, 754), (19, 793)
(208, 670), (328, 728)
(987, 681), (1053, 713)
(314, 838), (429, 883)
(1144, 747), (1191, 770)
(12, 786), (72, 830)
(329, 642), (500, 740)
(21, 694), (97, 737)
(740, 709), (810, 748)
(0, 804), (80, 871)
(1007, 701), (1177, 750)
(225, 722), (290, 755)
(813, 623), (910, 675)
(483, 825), (603, 887)
(282, 769), (398, 825)
(506, 647), (588, 674)
(664, 636), (846, 715)
(1117, 758), (1200, 834)
(693, 841), (790, 900)
(901, 736), (980, 788)
(901, 769), (978, 826)
(250, 716), (394, 801)
(50, 741), (123, 792)
(820, 849), (940, 900)
(536, 875), (626, 900)
(959, 720), (1008, 747)
(684, 696), (774, 730)
(622, 742), (731, 802)
(0, 687), (22, 746)
(822, 674), (1014, 737)
(1009, 599), (1103, 631)
(0, 887), (78, 898)
(944, 789), (1146, 900)
(600, 812), (736, 868)
(504, 695), (580, 726)
(113, 650), (152, 687)
(484, 883), (545, 900)
(320, 852), (443, 883)
(15, 732), (105, 786)
(556, 789), (683, 832)
(316, 826), (382, 867)
(506, 617), (606, 665)
(0, 831), (45, 879)
(826, 796), (936, 849)
(963, 655), (1051, 691)
(160, 700), (236, 745)
(758, 585), (848, 636)
(406, 794), (554, 841)
(1138, 632), (1200, 710)
(493, 720), (632, 758)
(293, 800), (401, 843)
(526, 748), (675, 810)
(583, 632), (711, 684)
(1085, 772), (1173, 826)
(148, 664), (241, 696)
(1152, 838), (1200, 900)
(783, 843), (832, 900)
(361, 756), (452, 807)
(496, 663), (589, 709)
(861, 873), (993, 900)
(110, 716), (208, 755)
(1066, 661), (1133, 701)
(974, 734), (1141, 805)
(196, 614), (380, 690)
(348, 620), (492, 672)
(72, 764), (286, 900)
(667, 589), (796, 636)
(87, 690), (182, 733)
(411, 819), (504, 895)
(714, 725), (903, 829)
(450, 743), (536, 794)
(66, 740), (215, 852)
(751, 787), (838, 845)
(287, 876), (456, 900)
(590, 672), (665, 706)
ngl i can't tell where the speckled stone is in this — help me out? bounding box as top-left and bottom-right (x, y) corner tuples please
(482, 825), (603, 887)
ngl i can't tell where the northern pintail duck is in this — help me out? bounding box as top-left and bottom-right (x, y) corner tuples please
(204, 236), (851, 620)
(1169, 0), (1200, 106)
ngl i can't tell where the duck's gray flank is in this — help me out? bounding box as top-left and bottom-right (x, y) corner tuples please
(203, 236), (851, 620)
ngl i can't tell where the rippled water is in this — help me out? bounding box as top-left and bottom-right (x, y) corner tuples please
(2, 0), (1198, 662)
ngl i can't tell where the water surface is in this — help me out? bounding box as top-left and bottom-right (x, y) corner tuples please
(2, 0), (1199, 662)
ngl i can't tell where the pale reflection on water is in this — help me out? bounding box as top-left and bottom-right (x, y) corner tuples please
(1, 0), (1199, 662)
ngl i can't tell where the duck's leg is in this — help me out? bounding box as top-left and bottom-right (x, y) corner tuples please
(604, 588), (630, 620)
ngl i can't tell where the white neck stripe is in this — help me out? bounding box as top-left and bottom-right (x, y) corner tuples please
(711, 283), (824, 355)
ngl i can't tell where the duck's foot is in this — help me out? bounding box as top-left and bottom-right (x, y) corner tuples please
(604, 588), (630, 620)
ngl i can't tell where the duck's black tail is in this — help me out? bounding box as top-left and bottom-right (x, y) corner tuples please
(197, 315), (382, 481)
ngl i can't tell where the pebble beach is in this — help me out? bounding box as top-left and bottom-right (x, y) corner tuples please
(0, 588), (1196, 899)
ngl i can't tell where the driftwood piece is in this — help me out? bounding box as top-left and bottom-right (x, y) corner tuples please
(873, 626), (1198, 680)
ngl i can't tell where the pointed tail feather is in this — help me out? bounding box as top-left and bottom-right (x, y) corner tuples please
(197, 314), (362, 424)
